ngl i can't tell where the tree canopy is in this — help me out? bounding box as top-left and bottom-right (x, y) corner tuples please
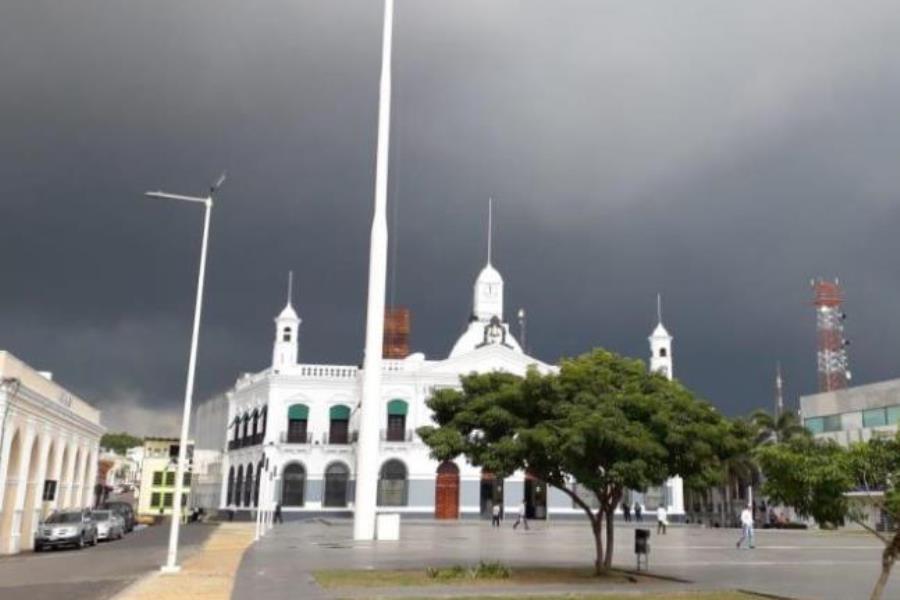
(756, 434), (900, 600)
(100, 432), (143, 455)
(419, 348), (738, 573)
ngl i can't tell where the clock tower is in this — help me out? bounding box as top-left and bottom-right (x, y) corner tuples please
(649, 294), (673, 380)
(273, 272), (300, 372)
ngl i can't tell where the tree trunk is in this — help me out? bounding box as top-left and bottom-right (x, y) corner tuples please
(870, 531), (899, 600)
(603, 507), (615, 568)
(592, 517), (605, 575)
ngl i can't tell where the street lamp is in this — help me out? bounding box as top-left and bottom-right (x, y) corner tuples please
(146, 173), (224, 573)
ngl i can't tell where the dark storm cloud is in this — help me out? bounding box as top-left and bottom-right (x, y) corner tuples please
(2, 0), (900, 435)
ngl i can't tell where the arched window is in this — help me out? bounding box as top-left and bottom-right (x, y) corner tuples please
(287, 404), (309, 443)
(251, 409), (260, 440)
(244, 462), (254, 507)
(282, 462), (306, 507)
(231, 417), (240, 443)
(282, 327), (291, 342)
(378, 459), (407, 506)
(323, 462), (350, 507)
(235, 465), (244, 507)
(261, 406), (268, 437)
(241, 414), (250, 445)
(254, 461), (263, 507)
(386, 400), (408, 442)
(329, 405), (351, 444)
(226, 466), (235, 505)
(660, 348), (667, 358)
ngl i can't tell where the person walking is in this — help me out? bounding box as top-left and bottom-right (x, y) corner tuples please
(634, 501), (643, 522)
(622, 501), (631, 522)
(274, 502), (283, 525)
(491, 502), (501, 528)
(513, 501), (529, 530)
(736, 504), (755, 549)
(656, 505), (668, 535)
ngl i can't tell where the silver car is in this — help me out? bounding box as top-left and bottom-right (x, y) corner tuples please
(91, 510), (124, 541)
(34, 510), (98, 551)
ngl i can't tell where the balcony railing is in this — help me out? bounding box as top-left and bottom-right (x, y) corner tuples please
(227, 432), (265, 451)
(280, 431), (312, 445)
(322, 432), (350, 445)
(380, 429), (414, 443)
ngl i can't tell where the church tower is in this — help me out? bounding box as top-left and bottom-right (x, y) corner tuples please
(649, 294), (673, 380)
(272, 272), (300, 371)
(472, 198), (504, 322)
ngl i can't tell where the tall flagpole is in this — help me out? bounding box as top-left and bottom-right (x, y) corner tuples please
(354, 0), (394, 541)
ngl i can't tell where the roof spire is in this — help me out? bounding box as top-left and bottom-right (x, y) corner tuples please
(657, 292), (663, 324)
(487, 197), (493, 266)
(287, 270), (294, 306)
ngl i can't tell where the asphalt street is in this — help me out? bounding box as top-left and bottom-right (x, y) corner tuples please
(0, 520), (216, 600)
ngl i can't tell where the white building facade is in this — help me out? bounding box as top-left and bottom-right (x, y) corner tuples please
(0, 351), (104, 554)
(217, 258), (685, 521)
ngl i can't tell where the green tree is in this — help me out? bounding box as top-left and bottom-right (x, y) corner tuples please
(418, 348), (736, 574)
(757, 435), (900, 600)
(100, 432), (143, 455)
(750, 409), (810, 446)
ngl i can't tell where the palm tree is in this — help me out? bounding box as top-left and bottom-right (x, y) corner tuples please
(751, 410), (810, 446)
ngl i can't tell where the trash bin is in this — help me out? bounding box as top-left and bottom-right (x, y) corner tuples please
(635, 528), (650, 570)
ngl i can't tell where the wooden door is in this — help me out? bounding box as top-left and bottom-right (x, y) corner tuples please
(435, 462), (460, 519)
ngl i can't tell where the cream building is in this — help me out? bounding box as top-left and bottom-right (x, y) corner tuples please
(136, 437), (193, 517)
(0, 351), (104, 554)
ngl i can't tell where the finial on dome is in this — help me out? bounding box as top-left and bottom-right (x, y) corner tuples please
(287, 270), (294, 306)
(487, 197), (493, 266)
(657, 292), (662, 324)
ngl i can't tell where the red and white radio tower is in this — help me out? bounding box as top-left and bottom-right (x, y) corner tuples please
(811, 278), (851, 392)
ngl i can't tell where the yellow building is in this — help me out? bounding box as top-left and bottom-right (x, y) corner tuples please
(137, 437), (193, 517)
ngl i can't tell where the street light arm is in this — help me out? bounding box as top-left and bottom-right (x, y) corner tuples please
(145, 191), (211, 205)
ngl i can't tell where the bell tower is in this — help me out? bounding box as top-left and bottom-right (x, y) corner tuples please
(472, 198), (504, 322)
(649, 294), (673, 380)
(272, 272), (300, 371)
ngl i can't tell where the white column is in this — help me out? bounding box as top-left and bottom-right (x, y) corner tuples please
(668, 475), (684, 516)
(3, 430), (35, 554)
(353, 0), (394, 542)
(21, 436), (52, 550)
(59, 443), (76, 508)
(82, 445), (99, 508)
(0, 421), (14, 514)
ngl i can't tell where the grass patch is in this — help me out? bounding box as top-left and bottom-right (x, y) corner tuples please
(315, 565), (636, 589)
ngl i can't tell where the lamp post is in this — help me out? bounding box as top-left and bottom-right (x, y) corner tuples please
(146, 173), (224, 573)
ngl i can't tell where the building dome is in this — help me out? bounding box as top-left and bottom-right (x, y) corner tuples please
(277, 302), (299, 321)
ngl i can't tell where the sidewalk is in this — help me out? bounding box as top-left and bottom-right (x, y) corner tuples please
(114, 523), (255, 600)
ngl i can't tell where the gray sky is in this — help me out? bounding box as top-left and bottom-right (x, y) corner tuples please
(3, 1), (900, 436)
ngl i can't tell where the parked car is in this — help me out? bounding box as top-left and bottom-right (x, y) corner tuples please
(34, 510), (98, 551)
(102, 501), (136, 533)
(91, 510), (125, 541)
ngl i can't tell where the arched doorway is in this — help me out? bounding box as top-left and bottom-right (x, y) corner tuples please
(480, 470), (504, 519)
(244, 462), (254, 507)
(226, 466), (235, 505)
(323, 462), (349, 507)
(0, 430), (23, 552)
(378, 459), (407, 506)
(524, 471), (547, 520)
(41, 441), (58, 519)
(235, 465), (244, 507)
(435, 461), (460, 520)
(282, 462), (306, 507)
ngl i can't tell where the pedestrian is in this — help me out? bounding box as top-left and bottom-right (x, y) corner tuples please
(274, 502), (283, 524)
(634, 501), (643, 522)
(622, 501), (631, 522)
(656, 505), (668, 535)
(736, 504), (755, 549)
(491, 502), (501, 528)
(513, 501), (529, 530)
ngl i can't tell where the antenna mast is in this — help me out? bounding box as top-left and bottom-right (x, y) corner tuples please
(811, 278), (850, 392)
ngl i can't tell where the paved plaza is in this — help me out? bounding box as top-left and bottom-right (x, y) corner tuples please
(233, 519), (897, 600)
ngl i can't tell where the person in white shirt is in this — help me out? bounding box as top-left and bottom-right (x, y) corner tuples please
(737, 505), (755, 549)
(656, 505), (668, 534)
(513, 501), (529, 530)
(491, 503), (501, 528)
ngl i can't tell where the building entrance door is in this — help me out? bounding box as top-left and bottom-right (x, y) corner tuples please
(434, 462), (459, 519)
(525, 473), (547, 519)
(480, 471), (504, 519)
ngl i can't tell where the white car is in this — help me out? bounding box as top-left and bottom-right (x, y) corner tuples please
(90, 510), (125, 541)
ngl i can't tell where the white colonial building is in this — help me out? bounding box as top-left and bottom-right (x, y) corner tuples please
(0, 351), (104, 554)
(216, 254), (684, 521)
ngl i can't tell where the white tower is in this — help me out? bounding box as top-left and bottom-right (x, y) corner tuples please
(473, 198), (504, 322)
(649, 294), (673, 380)
(272, 272), (300, 371)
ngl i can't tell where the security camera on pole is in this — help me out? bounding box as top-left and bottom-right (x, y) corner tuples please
(145, 173), (225, 573)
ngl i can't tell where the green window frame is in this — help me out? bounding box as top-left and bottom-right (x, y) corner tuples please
(152, 471), (163, 486)
(150, 492), (161, 507)
(387, 399), (408, 416)
(805, 417), (824, 434)
(165, 472), (176, 487)
(863, 408), (888, 428)
(887, 405), (900, 425)
(330, 405), (351, 420)
(163, 493), (174, 508)
(288, 404), (309, 420)
(183, 473), (191, 487)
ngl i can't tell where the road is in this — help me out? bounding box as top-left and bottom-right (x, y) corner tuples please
(0, 520), (216, 600)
